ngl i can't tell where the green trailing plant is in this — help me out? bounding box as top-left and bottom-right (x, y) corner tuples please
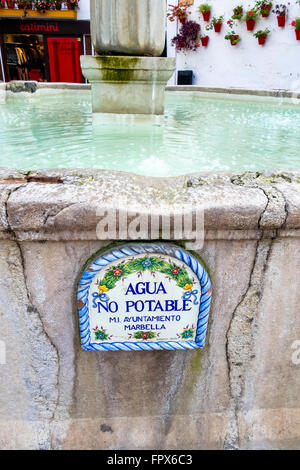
(225, 19), (241, 44)
(253, 28), (271, 36)
(255, 1), (273, 16)
(198, 3), (211, 12)
(291, 18), (300, 29)
(244, 8), (258, 21)
(232, 5), (243, 19)
(206, 15), (224, 29)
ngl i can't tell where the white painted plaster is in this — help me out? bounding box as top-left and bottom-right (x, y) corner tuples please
(167, 0), (300, 91)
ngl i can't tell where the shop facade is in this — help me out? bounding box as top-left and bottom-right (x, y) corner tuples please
(0, 15), (90, 83)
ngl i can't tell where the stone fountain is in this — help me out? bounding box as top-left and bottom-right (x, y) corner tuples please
(80, 0), (176, 121)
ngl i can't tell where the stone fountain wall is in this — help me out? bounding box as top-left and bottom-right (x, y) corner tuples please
(0, 168), (300, 450)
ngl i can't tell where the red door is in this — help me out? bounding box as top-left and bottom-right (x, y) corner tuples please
(47, 37), (83, 83)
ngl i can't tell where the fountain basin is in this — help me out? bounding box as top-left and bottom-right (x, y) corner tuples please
(1, 85), (300, 175)
(1, 85), (300, 450)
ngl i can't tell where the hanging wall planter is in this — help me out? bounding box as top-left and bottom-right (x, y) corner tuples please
(225, 20), (241, 46)
(246, 19), (256, 30)
(167, 3), (190, 24)
(244, 9), (258, 31)
(254, 28), (270, 45)
(291, 19), (300, 40)
(260, 3), (273, 17)
(273, 5), (288, 27)
(199, 3), (211, 22)
(277, 14), (286, 27)
(230, 35), (240, 45)
(200, 35), (209, 46)
(206, 16), (223, 33)
(258, 35), (267, 44)
(232, 5), (243, 20)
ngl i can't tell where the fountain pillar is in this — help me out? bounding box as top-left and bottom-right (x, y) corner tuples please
(80, 0), (176, 119)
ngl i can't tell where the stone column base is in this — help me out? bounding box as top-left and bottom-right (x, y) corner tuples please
(80, 55), (176, 116)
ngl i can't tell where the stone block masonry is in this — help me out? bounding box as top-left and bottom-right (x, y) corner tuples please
(0, 168), (300, 449)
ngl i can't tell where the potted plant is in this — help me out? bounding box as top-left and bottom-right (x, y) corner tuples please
(199, 3), (211, 22)
(256, 1), (273, 17)
(232, 5), (243, 20)
(272, 4), (288, 27)
(244, 9), (258, 31)
(34, 0), (49, 12)
(291, 18), (300, 40)
(167, 3), (190, 23)
(225, 20), (241, 45)
(6, 0), (16, 7)
(171, 20), (201, 52)
(206, 15), (224, 33)
(53, 0), (62, 9)
(254, 28), (270, 44)
(17, 0), (32, 9)
(66, 0), (79, 10)
(0, 0), (6, 7)
(200, 34), (209, 46)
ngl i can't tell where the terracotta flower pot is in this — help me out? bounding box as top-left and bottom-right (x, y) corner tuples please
(246, 19), (256, 31)
(230, 35), (239, 46)
(296, 29), (300, 40)
(258, 36), (267, 45)
(214, 22), (222, 33)
(202, 11), (211, 22)
(277, 15), (286, 27)
(201, 36), (209, 47)
(261, 4), (272, 17)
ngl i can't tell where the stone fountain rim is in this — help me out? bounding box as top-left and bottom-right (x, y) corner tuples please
(1, 167), (300, 241)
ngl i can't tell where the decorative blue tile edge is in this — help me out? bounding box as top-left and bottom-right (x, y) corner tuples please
(77, 243), (212, 352)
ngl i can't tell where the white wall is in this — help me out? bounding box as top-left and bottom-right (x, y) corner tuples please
(77, 0), (90, 20)
(167, 0), (300, 91)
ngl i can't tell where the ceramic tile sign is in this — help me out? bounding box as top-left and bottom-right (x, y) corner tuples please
(77, 243), (212, 351)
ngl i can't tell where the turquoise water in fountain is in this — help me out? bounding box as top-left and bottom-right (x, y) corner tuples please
(0, 91), (300, 177)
